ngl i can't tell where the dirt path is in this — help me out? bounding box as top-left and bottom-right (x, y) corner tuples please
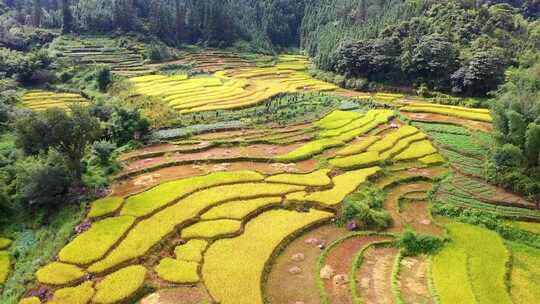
(398, 256), (435, 304)
(265, 225), (349, 304)
(323, 235), (394, 304)
(357, 247), (400, 304)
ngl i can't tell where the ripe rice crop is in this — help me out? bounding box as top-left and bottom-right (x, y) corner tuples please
(92, 265), (147, 304)
(314, 110), (363, 130)
(58, 216), (135, 265)
(201, 197), (282, 220)
(418, 153), (445, 165)
(0, 238), (11, 250)
(393, 140), (437, 161)
(87, 196), (124, 218)
(48, 281), (94, 304)
(507, 241), (540, 303)
(175, 239), (208, 262)
(273, 138), (343, 162)
(181, 219), (242, 239)
(432, 223), (512, 304)
(155, 258), (199, 283)
(401, 104), (492, 122)
(202, 209), (332, 304)
(88, 183), (304, 273)
(379, 132), (428, 160)
(304, 166), (381, 206)
(265, 169), (331, 186)
(335, 136), (380, 157)
(18, 297), (41, 304)
(35, 262), (86, 285)
(329, 151), (381, 169)
(121, 170), (265, 217)
(367, 126), (419, 153)
(0, 251), (9, 283)
(22, 90), (88, 112)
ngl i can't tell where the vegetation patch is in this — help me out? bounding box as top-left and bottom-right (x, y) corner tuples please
(174, 240), (208, 262)
(181, 219), (242, 239)
(401, 104), (492, 122)
(35, 262), (86, 285)
(48, 281), (95, 304)
(508, 241), (540, 303)
(200, 197), (282, 220)
(155, 258), (199, 284)
(121, 170), (265, 217)
(58, 216), (135, 265)
(265, 169), (331, 186)
(87, 196), (124, 218)
(0, 238), (12, 250)
(0, 251), (10, 284)
(202, 209), (332, 304)
(92, 265), (147, 304)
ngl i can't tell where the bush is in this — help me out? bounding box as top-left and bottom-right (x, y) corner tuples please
(339, 188), (391, 230)
(96, 65), (112, 92)
(398, 230), (443, 256)
(92, 140), (117, 166)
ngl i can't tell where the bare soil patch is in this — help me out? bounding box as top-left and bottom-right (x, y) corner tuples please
(324, 235), (393, 304)
(357, 247), (400, 304)
(140, 286), (212, 304)
(265, 225), (349, 304)
(398, 256), (435, 304)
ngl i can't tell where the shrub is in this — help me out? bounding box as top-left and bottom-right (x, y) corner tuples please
(398, 230), (443, 256)
(48, 281), (94, 304)
(202, 209), (332, 304)
(200, 197), (282, 220)
(35, 262), (86, 285)
(87, 196), (124, 218)
(58, 216), (135, 265)
(181, 219), (242, 239)
(89, 183), (304, 273)
(91, 140), (117, 166)
(174, 240), (208, 262)
(96, 65), (111, 92)
(92, 265), (147, 304)
(155, 258), (199, 283)
(265, 169), (331, 186)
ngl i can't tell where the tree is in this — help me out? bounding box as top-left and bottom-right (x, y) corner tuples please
(32, 0), (42, 27)
(15, 106), (101, 181)
(525, 123), (540, 167)
(108, 107), (149, 145)
(61, 0), (73, 33)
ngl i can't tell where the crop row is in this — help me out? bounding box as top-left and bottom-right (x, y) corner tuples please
(22, 90), (88, 112)
(401, 103), (492, 122)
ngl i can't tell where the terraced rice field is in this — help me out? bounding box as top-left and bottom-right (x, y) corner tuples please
(50, 36), (155, 76)
(13, 54), (540, 304)
(22, 90), (88, 112)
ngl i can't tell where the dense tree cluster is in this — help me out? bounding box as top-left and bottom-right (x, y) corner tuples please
(331, 2), (538, 96)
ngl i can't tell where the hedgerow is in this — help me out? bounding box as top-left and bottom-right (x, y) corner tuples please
(35, 262), (86, 285)
(175, 240), (208, 262)
(88, 183), (304, 273)
(329, 151), (381, 170)
(201, 197), (282, 220)
(305, 166), (381, 206)
(87, 196), (124, 218)
(48, 281), (95, 304)
(0, 251), (9, 284)
(58, 216), (135, 265)
(265, 169), (331, 186)
(121, 170), (265, 217)
(393, 140), (437, 161)
(202, 209), (332, 304)
(335, 136), (380, 157)
(181, 219), (242, 239)
(92, 265), (147, 304)
(155, 258), (199, 283)
(0, 238), (12, 250)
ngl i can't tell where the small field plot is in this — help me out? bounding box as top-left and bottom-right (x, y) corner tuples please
(401, 103), (492, 122)
(22, 90), (88, 112)
(432, 222), (512, 304)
